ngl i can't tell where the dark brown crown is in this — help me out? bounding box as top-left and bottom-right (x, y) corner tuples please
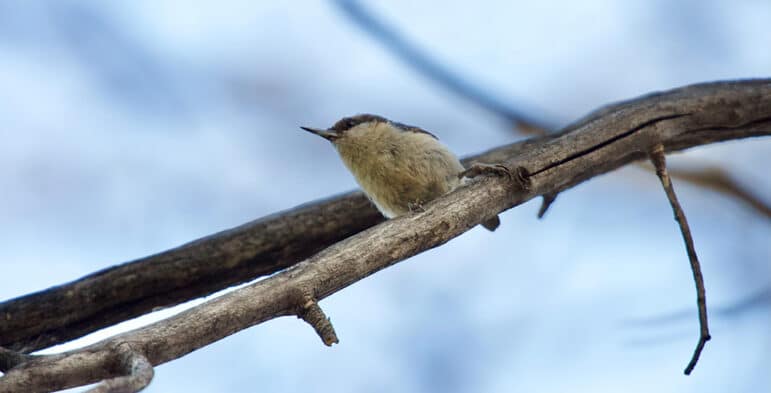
(331, 114), (437, 139)
(331, 114), (387, 132)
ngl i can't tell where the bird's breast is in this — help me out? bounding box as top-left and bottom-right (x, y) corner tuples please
(337, 143), (463, 218)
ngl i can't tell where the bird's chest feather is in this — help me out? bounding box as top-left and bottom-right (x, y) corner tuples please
(339, 144), (460, 216)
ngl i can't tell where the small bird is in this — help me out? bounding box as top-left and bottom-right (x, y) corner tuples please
(301, 114), (502, 231)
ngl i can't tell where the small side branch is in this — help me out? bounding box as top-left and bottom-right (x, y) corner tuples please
(88, 343), (154, 393)
(298, 297), (339, 346)
(0, 347), (36, 372)
(537, 193), (558, 219)
(649, 144), (711, 375)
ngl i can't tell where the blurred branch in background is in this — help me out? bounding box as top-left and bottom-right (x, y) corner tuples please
(334, 0), (771, 220)
(626, 286), (771, 328)
(663, 165), (771, 219)
(334, 0), (553, 134)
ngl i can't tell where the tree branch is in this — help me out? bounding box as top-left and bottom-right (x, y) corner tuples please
(1, 79), (769, 392)
(649, 145), (711, 375)
(0, 191), (384, 353)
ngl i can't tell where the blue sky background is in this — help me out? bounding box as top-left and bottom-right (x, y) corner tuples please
(0, 1), (769, 392)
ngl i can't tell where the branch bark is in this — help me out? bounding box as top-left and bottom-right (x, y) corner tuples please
(1, 79), (769, 392)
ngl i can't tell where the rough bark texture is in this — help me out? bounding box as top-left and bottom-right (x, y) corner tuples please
(1, 79), (769, 392)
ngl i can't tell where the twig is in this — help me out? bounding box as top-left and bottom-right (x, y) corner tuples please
(649, 144), (711, 375)
(334, 0), (552, 133)
(87, 343), (154, 393)
(297, 297), (339, 346)
(537, 193), (558, 218)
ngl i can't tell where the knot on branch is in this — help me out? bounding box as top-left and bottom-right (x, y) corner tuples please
(297, 296), (339, 346)
(513, 166), (531, 191)
(88, 342), (154, 393)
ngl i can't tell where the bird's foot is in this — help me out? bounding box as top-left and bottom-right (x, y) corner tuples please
(460, 163), (530, 191)
(407, 202), (426, 213)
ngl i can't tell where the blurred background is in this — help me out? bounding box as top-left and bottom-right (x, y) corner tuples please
(0, 1), (769, 392)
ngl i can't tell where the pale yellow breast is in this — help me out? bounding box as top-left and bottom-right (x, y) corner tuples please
(335, 127), (464, 218)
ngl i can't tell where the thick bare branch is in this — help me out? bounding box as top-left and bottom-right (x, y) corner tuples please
(1, 79), (769, 392)
(0, 191), (384, 353)
(649, 145), (711, 374)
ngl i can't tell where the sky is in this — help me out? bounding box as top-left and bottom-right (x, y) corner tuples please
(0, 1), (769, 392)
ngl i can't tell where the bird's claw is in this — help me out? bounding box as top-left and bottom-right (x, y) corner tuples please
(408, 202), (426, 213)
(460, 163), (530, 190)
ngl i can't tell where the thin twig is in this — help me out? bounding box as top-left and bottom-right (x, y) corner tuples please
(649, 144), (711, 375)
(537, 193), (558, 218)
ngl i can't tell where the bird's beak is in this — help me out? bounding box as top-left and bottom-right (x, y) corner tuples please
(300, 126), (339, 141)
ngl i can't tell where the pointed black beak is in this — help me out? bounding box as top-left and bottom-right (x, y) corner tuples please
(300, 126), (339, 141)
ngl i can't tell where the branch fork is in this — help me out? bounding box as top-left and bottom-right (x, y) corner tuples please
(88, 342), (154, 393)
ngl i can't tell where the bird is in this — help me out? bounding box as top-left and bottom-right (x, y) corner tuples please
(301, 114), (502, 231)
